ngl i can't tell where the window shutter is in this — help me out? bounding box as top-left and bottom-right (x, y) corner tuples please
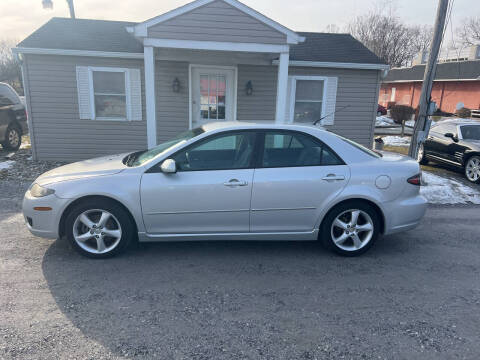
(127, 68), (143, 121)
(284, 77), (294, 123)
(321, 77), (338, 126)
(76, 66), (92, 119)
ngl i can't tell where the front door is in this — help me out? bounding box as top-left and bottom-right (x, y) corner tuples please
(140, 131), (256, 234)
(191, 67), (235, 127)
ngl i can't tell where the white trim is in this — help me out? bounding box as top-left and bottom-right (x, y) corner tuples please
(133, 0), (303, 44)
(188, 64), (238, 128)
(144, 46), (157, 148)
(87, 66), (131, 121)
(287, 75), (328, 124)
(143, 38), (289, 53)
(275, 52), (289, 123)
(383, 78), (480, 83)
(273, 60), (390, 71)
(13, 47), (144, 59)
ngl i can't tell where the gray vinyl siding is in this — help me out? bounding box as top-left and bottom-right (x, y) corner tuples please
(288, 67), (379, 147)
(155, 61), (190, 143)
(24, 54), (147, 161)
(237, 65), (277, 121)
(148, 0), (286, 44)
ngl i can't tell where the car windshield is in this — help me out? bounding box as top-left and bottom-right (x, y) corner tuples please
(460, 125), (480, 140)
(125, 127), (205, 166)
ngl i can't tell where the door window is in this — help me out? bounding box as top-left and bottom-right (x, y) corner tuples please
(200, 74), (226, 121)
(261, 131), (343, 168)
(172, 132), (255, 171)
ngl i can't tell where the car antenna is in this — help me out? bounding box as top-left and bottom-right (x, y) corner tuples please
(313, 105), (350, 126)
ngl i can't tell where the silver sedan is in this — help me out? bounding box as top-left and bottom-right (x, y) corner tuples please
(23, 122), (427, 258)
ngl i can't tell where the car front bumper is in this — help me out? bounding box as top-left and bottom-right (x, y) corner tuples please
(22, 190), (70, 239)
(383, 194), (428, 235)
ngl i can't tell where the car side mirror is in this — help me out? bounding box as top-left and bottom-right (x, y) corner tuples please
(444, 133), (458, 142)
(160, 159), (176, 173)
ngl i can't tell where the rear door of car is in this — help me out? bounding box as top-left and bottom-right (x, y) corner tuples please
(250, 130), (350, 233)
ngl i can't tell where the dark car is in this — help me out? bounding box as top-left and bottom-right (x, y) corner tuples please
(377, 104), (387, 116)
(418, 119), (480, 183)
(0, 82), (28, 151)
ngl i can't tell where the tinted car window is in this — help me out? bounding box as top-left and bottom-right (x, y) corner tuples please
(261, 131), (343, 168)
(460, 125), (480, 140)
(173, 131), (255, 171)
(0, 84), (20, 106)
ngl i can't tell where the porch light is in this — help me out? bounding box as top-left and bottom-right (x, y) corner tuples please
(172, 77), (180, 93)
(42, 0), (53, 9)
(245, 81), (253, 96)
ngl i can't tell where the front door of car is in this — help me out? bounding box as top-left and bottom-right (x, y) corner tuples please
(250, 131), (350, 233)
(140, 131), (256, 234)
(426, 124), (461, 164)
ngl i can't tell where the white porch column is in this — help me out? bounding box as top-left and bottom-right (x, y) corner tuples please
(144, 46), (157, 148)
(275, 51), (289, 123)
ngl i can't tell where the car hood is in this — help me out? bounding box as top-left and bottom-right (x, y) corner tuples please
(35, 153), (129, 186)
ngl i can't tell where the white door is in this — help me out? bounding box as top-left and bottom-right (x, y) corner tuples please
(191, 67), (235, 127)
(250, 131), (350, 232)
(140, 131), (256, 234)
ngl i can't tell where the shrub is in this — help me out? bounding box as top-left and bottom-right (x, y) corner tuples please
(390, 105), (415, 125)
(456, 107), (471, 118)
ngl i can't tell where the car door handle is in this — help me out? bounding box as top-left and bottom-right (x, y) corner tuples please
(322, 174), (345, 181)
(223, 179), (248, 187)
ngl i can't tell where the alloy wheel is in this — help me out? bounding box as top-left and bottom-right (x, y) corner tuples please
(465, 157), (480, 182)
(72, 209), (122, 254)
(330, 209), (374, 252)
(417, 144), (424, 163)
(8, 128), (20, 148)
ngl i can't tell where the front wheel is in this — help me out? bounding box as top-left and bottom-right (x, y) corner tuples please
(465, 156), (480, 184)
(320, 201), (380, 256)
(65, 199), (134, 258)
(2, 125), (21, 150)
(417, 143), (428, 165)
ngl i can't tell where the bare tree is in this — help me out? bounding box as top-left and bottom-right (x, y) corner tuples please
(457, 16), (480, 46)
(324, 24), (342, 33)
(0, 39), (22, 94)
(348, 11), (433, 67)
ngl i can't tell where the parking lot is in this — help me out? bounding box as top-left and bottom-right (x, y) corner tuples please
(1, 179), (480, 359)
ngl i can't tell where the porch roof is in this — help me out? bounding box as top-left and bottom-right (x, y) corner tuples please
(18, 18), (384, 65)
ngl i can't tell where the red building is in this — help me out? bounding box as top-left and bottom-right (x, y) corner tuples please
(380, 60), (480, 113)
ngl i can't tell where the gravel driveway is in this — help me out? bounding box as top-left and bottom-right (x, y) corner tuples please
(1, 180), (480, 360)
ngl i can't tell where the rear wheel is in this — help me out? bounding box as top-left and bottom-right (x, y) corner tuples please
(2, 124), (21, 150)
(320, 201), (380, 256)
(65, 199), (134, 258)
(465, 155), (480, 184)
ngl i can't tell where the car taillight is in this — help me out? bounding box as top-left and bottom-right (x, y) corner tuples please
(407, 173), (422, 186)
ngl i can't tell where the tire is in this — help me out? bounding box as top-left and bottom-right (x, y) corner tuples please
(464, 155), (480, 184)
(417, 143), (428, 165)
(320, 201), (380, 256)
(377, 111), (382, 116)
(2, 124), (21, 151)
(64, 199), (135, 258)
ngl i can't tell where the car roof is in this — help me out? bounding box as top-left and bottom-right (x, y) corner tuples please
(200, 121), (327, 133)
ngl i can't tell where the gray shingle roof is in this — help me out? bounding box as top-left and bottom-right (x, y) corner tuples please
(18, 18), (385, 65)
(384, 61), (480, 82)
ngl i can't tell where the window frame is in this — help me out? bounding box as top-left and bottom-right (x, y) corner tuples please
(256, 130), (345, 169)
(88, 66), (131, 121)
(288, 76), (328, 124)
(156, 129), (259, 173)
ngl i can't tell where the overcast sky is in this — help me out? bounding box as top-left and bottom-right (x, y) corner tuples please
(1, 0), (478, 44)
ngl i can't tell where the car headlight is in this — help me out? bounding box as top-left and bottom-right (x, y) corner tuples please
(29, 183), (55, 197)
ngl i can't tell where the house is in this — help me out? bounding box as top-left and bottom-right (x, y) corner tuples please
(15, 0), (388, 161)
(380, 46), (480, 114)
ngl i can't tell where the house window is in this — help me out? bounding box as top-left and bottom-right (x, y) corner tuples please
(390, 87), (396, 102)
(293, 80), (324, 123)
(91, 69), (127, 120)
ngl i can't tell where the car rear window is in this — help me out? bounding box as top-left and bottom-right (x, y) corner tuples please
(0, 84), (20, 106)
(336, 135), (381, 158)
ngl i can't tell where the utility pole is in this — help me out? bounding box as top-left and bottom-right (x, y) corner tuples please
(408, 0), (449, 159)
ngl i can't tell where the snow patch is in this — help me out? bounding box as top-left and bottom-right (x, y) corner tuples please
(376, 116), (395, 127)
(0, 160), (15, 170)
(382, 136), (411, 147)
(421, 172), (480, 204)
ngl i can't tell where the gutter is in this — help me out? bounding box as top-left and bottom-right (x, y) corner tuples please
(272, 60), (390, 71)
(12, 47), (144, 59)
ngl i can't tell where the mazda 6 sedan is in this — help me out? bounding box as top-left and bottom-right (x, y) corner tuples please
(23, 122), (427, 258)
